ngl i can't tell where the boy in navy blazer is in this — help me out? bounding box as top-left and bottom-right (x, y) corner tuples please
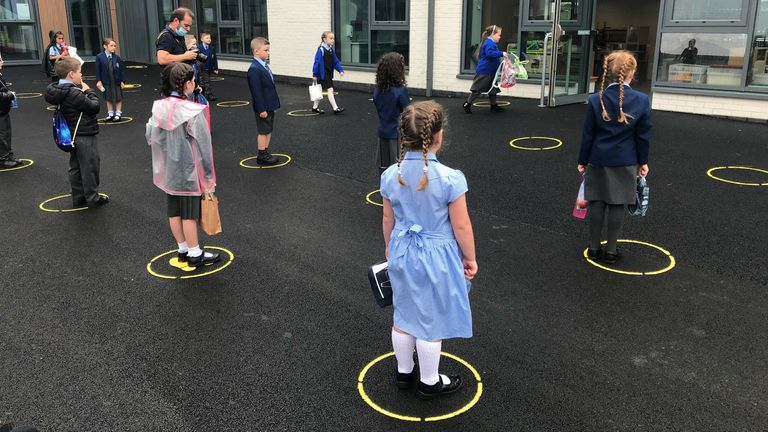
(198, 32), (218, 101)
(247, 37), (280, 165)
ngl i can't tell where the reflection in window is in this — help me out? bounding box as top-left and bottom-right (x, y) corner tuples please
(221, 0), (240, 21)
(198, 0), (219, 49)
(69, 0), (101, 57)
(195, 0), (266, 56)
(657, 33), (747, 87)
(243, 0), (268, 54)
(520, 31), (548, 76)
(0, 23), (37, 60)
(671, 0), (743, 22)
(371, 29), (408, 62)
(335, 0), (408, 65)
(375, 0), (406, 22)
(528, 0), (577, 21)
(464, 0), (520, 71)
(748, 2), (768, 87)
(0, 0), (32, 20)
(219, 26), (243, 55)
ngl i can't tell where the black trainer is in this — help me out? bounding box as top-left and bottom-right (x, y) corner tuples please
(490, 104), (505, 112)
(90, 195), (110, 208)
(256, 152), (279, 165)
(0, 158), (21, 168)
(417, 374), (462, 400)
(603, 251), (621, 265)
(587, 248), (602, 260)
(462, 102), (472, 114)
(187, 250), (221, 267)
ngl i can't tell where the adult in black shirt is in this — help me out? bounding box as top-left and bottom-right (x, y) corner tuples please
(156, 7), (199, 66)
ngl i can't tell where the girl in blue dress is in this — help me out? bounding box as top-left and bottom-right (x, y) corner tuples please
(380, 100), (478, 399)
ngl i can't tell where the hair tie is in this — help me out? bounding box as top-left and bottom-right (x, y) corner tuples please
(422, 165), (428, 173)
(492, 25), (496, 34)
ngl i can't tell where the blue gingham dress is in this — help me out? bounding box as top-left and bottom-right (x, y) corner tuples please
(380, 152), (473, 340)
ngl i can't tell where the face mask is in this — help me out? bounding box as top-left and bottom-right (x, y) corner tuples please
(175, 26), (188, 37)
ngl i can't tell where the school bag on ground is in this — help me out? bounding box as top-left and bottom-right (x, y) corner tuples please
(52, 105), (82, 152)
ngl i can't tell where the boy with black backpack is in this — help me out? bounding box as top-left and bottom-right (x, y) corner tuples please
(44, 57), (108, 208)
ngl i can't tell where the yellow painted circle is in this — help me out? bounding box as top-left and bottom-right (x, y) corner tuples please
(209, 76), (225, 81)
(365, 189), (383, 207)
(287, 109), (319, 117)
(146, 246), (234, 280)
(126, 65), (147, 69)
(240, 154), (292, 169)
(509, 136), (563, 151)
(358, 351), (483, 422)
(0, 158), (34, 172)
(322, 91), (339, 96)
(15, 92), (42, 99)
(123, 83), (142, 89)
(583, 239), (676, 276)
(368, 97), (413, 101)
(46, 105), (57, 111)
(706, 166), (768, 187)
(39, 193), (110, 213)
(472, 100), (511, 107)
(216, 100), (249, 108)
(98, 116), (133, 124)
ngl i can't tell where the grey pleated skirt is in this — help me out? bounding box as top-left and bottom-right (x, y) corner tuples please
(167, 194), (201, 220)
(469, 73), (500, 95)
(585, 165), (637, 205)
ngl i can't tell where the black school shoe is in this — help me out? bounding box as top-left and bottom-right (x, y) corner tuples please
(256, 151), (279, 165)
(90, 195), (110, 208)
(603, 251), (621, 265)
(417, 374), (463, 400)
(0, 158), (21, 168)
(187, 250), (221, 267)
(177, 251), (188, 264)
(395, 367), (418, 389)
(462, 102), (472, 114)
(332, 107), (345, 114)
(311, 108), (325, 114)
(490, 104), (506, 112)
(587, 247), (602, 260)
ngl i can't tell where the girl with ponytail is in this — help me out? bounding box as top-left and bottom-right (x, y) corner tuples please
(463, 24), (508, 113)
(577, 50), (651, 264)
(380, 100), (478, 399)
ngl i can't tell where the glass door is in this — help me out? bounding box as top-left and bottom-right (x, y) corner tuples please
(547, 0), (594, 106)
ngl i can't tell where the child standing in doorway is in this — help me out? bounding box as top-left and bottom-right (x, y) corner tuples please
(463, 24), (508, 114)
(380, 101), (478, 399)
(311, 31), (344, 114)
(198, 32), (219, 101)
(95, 38), (125, 122)
(578, 50), (651, 264)
(373, 52), (409, 175)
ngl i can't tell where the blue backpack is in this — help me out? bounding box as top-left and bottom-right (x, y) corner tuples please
(52, 105), (82, 152)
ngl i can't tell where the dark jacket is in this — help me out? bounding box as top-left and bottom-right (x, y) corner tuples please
(578, 84), (651, 167)
(44, 83), (101, 136)
(373, 85), (410, 140)
(247, 59), (280, 113)
(95, 52), (125, 85)
(312, 46), (343, 82)
(0, 72), (15, 115)
(198, 43), (218, 72)
(475, 38), (504, 76)
(43, 42), (60, 77)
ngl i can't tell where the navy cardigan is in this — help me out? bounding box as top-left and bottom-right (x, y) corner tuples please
(312, 46), (343, 81)
(94, 52), (124, 85)
(578, 84), (651, 167)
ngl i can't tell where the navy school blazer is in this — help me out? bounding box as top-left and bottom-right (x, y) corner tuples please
(247, 59), (280, 113)
(94, 52), (125, 85)
(578, 84), (651, 167)
(198, 43), (218, 72)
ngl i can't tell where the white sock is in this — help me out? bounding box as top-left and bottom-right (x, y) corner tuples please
(116, 110), (122, 116)
(177, 242), (188, 253)
(188, 246), (202, 258)
(327, 88), (338, 110)
(416, 339), (442, 385)
(313, 100), (319, 109)
(107, 111), (114, 116)
(391, 329), (416, 374)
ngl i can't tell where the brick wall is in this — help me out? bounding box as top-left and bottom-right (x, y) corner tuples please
(652, 92), (768, 121)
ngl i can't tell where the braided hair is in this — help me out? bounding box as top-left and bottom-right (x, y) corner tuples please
(598, 50), (638, 125)
(396, 101), (445, 191)
(161, 62), (194, 97)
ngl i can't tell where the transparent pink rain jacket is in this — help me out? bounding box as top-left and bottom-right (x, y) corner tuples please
(146, 97), (216, 196)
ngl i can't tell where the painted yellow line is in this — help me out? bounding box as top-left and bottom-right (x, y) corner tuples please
(286, 109), (319, 117)
(240, 154), (292, 169)
(39, 193), (109, 213)
(82, 75), (97, 80)
(322, 91), (339, 96)
(473, 100), (511, 107)
(98, 116), (133, 125)
(15, 92), (42, 99)
(509, 136), (563, 151)
(0, 159), (34, 172)
(583, 239), (675, 276)
(123, 83), (142, 89)
(365, 189), (383, 207)
(357, 351), (483, 422)
(147, 246), (234, 280)
(126, 65), (147, 69)
(209, 76), (225, 81)
(706, 166), (768, 187)
(216, 100), (249, 108)
(46, 105), (57, 111)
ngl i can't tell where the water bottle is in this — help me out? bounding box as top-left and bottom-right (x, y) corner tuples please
(11, 94), (18, 109)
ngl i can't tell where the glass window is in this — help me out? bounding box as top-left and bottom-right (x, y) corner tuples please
(0, 0), (33, 20)
(374, 0), (406, 22)
(199, 0), (219, 49)
(656, 33), (747, 88)
(463, 0), (520, 71)
(670, 0), (743, 21)
(158, 0), (175, 29)
(243, 0), (268, 54)
(0, 23), (38, 60)
(528, 0), (577, 21)
(335, 0), (408, 65)
(195, 0), (266, 57)
(69, 0), (102, 57)
(219, 26), (242, 55)
(221, 0), (240, 22)
(748, 1), (768, 88)
(520, 31), (549, 76)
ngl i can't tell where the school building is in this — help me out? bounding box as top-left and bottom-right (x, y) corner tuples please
(6, 0), (768, 120)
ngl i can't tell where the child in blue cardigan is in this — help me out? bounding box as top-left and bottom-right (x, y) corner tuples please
(311, 31), (344, 114)
(95, 38), (125, 121)
(463, 25), (508, 114)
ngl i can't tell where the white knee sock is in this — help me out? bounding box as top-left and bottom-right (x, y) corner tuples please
(416, 339), (442, 385)
(327, 88), (338, 110)
(391, 329), (416, 373)
(313, 99), (320, 109)
(177, 242), (188, 253)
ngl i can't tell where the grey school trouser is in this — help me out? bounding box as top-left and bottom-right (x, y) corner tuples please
(68, 135), (101, 206)
(0, 114), (12, 159)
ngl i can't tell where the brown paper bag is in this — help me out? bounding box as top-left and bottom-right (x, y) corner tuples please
(200, 193), (222, 235)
